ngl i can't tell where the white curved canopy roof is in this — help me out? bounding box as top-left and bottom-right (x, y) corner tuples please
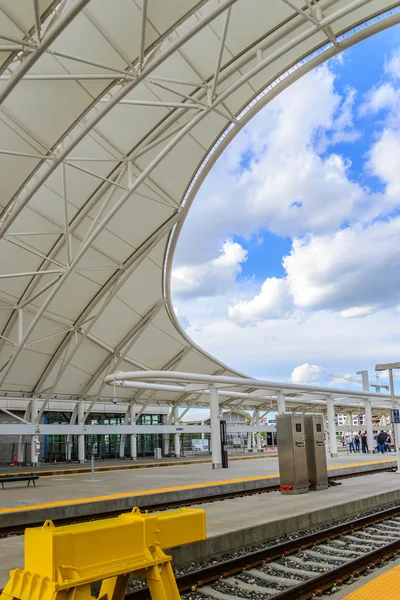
(0, 0), (399, 415)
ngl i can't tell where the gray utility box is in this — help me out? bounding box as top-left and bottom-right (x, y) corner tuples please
(276, 414), (309, 495)
(304, 415), (328, 491)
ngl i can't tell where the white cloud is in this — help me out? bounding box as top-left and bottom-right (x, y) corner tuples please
(172, 240), (247, 299)
(340, 306), (376, 319)
(174, 63), (366, 269)
(228, 278), (292, 323)
(212, 240), (247, 268)
(283, 221), (400, 313)
(385, 48), (400, 79)
(182, 309), (400, 383)
(359, 82), (397, 115)
(290, 363), (327, 385)
(172, 45), (400, 385)
(229, 217), (400, 323)
(368, 129), (400, 198)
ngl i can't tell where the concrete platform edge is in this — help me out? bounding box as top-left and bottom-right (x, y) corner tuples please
(0, 461), (395, 528)
(0, 477), (280, 527)
(169, 487), (400, 567)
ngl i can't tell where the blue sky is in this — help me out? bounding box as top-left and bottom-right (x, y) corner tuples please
(172, 24), (400, 392)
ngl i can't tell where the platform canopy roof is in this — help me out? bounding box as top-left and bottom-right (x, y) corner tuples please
(0, 0), (399, 416)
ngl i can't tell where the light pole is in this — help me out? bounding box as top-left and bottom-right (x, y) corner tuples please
(375, 362), (400, 473)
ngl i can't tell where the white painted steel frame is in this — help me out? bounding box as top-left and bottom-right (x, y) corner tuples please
(0, 0), (398, 435)
(105, 370), (400, 406)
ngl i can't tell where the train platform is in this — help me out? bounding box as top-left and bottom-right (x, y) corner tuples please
(0, 467), (400, 591)
(0, 453), (394, 517)
(341, 561), (400, 599)
(0, 454), (395, 521)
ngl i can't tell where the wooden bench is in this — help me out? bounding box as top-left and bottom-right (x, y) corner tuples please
(0, 474), (39, 489)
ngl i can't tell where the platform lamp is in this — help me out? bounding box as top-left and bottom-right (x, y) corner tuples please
(375, 362), (400, 473)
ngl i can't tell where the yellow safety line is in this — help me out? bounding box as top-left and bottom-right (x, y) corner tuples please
(0, 458), (394, 515)
(327, 458), (394, 469)
(343, 564), (400, 599)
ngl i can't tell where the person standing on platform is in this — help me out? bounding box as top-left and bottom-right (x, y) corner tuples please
(361, 432), (368, 453)
(377, 431), (388, 454)
(354, 434), (360, 452)
(346, 434), (354, 453)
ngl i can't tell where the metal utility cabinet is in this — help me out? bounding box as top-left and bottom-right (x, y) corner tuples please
(276, 414), (308, 495)
(304, 414), (328, 490)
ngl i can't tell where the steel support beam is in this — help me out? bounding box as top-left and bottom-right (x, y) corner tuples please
(209, 7), (231, 101)
(119, 404), (130, 459)
(173, 404), (180, 457)
(0, 0), (91, 105)
(210, 385), (222, 469)
(78, 401), (85, 463)
(327, 396), (338, 457)
(0, 0), (239, 238)
(31, 213), (179, 414)
(138, 0), (148, 71)
(30, 397), (39, 465)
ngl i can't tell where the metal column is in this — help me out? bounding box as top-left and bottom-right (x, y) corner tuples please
(358, 369), (374, 454)
(210, 385), (222, 469)
(78, 401), (85, 464)
(174, 405), (180, 457)
(247, 413), (253, 451)
(277, 391), (286, 413)
(256, 410), (262, 450)
(364, 400), (374, 454)
(30, 397), (39, 466)
(388, 369), (400, 473)
(130, 404), (137, 460)
(326, 396), (338, 457)
(119, 406), (129, 458)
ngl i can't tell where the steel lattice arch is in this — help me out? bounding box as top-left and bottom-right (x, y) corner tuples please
(0, 0), (399, 436)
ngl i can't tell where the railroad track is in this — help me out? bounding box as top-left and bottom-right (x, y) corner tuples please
(127, 503), (400, 600)
(0, 465), (395, 538)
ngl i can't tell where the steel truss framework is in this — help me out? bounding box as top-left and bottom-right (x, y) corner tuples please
(0, 0), (399, 437)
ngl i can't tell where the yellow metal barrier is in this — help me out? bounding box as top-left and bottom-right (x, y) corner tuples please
(0, 507), (206, 600)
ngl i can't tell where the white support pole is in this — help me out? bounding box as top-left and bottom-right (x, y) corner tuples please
(210, 385), (222, 469)
(30, 397), (39, 465)
(17, 435), (25, 464)
(18, 403), (30, 464)
(78, 401), (85, 463)
(388, 369), (400, 473)
(163, 409), (172, 456)
(364, 400), (374, 454)
(61, 162), (72, 265)
(174, 405), (180, 457)
(327, 395), (338, 457)
(119, 405), (129, 458)
(130, 404), (137, 460)
(66, 438), (72, 461)
(18, 309), (23, 344)
(277, 391), (286, 414)
(358, 370), (374, 454)
(247, 413), (253, 451)
(256, 409), (262, 451)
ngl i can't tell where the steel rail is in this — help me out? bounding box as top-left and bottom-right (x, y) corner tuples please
(126, 500), (400, 599)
